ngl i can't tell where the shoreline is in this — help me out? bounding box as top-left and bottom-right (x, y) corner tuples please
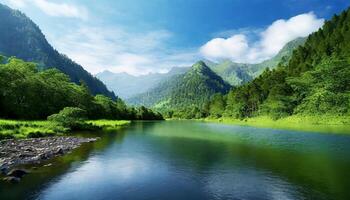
(201, 116), (350, 134)
(0, 136), (99, 183)
(0, 119), (131, 140)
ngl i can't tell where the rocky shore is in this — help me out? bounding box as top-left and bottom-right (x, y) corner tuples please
(0, 136), (98, 183)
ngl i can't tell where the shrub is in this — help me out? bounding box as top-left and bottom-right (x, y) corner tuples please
(47, 107), (87, 130)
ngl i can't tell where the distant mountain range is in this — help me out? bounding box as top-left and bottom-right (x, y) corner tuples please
(117, 37), (304, 109)
(96, 67), (189, 99)
(205, 37), (307, 86)
(98, 37), (305, 102)
(0, 4), (115, 99)
(127, 61), (231, 109)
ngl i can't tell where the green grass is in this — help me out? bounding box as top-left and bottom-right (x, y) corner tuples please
(85, 120), (131, 129)
(0, 120), (68, 139)
(0, 119), (131, 140)
(204, 115), (350, 134)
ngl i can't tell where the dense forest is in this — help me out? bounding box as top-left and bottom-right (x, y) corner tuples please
(128, 61), (232, 118)
(0, 4), (115, 99)
(199, 8), (350, 120)
(0, 56), (163, 121)
(148, 8), (350, 120)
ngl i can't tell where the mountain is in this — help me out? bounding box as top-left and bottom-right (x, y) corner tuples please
(127, 61), (231, 109)
(249, 37), (307, 76)
(206, 38), (306, 86)
(96, 67), (189, 99)
(0, 4), (115, 98)
(207, 60), (252, 86)
(205, 7), (350, 119)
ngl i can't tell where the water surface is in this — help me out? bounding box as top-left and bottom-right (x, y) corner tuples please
(1, 121), (350, 200)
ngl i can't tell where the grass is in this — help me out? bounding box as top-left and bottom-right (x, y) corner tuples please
(203, 115), (350, 134)
(0, 120), (67, 139)
(85, 120), (131, 129)
(0, 119), (131, 140)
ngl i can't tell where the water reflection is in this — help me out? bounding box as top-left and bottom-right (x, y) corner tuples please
(1, 121), (350, 200)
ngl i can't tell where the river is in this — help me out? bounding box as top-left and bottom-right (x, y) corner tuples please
(1, 121), (350, 200)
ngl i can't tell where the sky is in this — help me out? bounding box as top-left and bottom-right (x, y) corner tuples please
(1, 0), (350, 75)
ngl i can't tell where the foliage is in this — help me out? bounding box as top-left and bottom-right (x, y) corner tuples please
(0, 119), (132, 140)
(205, 38), (306, 86)
(0, 120), (67, 140)
(129, 61), (231, 119)
(204, 115), (350, 134)
(0, 57), (163, 121)
(134, 106), (164, 120)
(47, 107), (87, 129)
(86, 120), (130, 129)
(0, 4), (115, 98)
(202, 8), (350, 120)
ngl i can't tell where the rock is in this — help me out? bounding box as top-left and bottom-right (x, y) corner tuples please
(0, 136), (98, 170)
(1, 166), (9, 175)
(39, 153), (50, 160)
(3, 176), (21, 183)
(7, 169), (28, 178)
(55, 148), (64, 155)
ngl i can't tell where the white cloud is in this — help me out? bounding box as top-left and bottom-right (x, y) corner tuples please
(33, 0), (88, 19)
(6, 0), (26, 8)
(48, 26), (198, 75)
(4, 0), (88, 19)
(200, 34), (249, 63)
(200, 12), (324, 63)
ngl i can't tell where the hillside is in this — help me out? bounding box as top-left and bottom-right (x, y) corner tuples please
(206, 38), (306, 86)
(96, 67), (189, 99)
(207, 60), (253, 86)
(205, 8), (350, 119)
(127, 61), (231, 113)
(0, 4), (115, 98)
(249, 37), (307, 76)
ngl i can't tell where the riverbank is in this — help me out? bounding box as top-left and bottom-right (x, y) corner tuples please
(0, 136), (98, 182)
(0, 119), (131, 140)
(202, 115), (350, 134)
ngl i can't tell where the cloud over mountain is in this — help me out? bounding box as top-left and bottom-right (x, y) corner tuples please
(200, 12), (324, 63)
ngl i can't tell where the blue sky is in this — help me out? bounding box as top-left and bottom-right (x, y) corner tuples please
(2, 0), (350, 75)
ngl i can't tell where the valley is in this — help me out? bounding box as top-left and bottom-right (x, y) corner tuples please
(0, 1), (349, 200)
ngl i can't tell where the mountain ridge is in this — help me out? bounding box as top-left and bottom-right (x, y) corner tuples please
(0, 4), (115, 99)
(127, 61), (231, 111)
(96, 66), (190, 99)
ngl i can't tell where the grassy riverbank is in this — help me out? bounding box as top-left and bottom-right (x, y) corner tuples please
(203, 115), (350, 134)
(85, 120), (131, 129)
(0, 119), (131, 140)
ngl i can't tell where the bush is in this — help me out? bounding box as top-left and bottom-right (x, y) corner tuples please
(47, 107), (87, 130)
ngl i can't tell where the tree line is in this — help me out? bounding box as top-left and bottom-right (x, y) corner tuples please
(164, 8), (350, 120)
(0, 56), (163, 120)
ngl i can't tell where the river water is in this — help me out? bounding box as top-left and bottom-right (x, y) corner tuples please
(1, 121), (350, 200)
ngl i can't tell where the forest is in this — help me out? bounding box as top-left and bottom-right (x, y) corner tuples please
(0, 56), (163, 139)
(164, 8), (350, 121)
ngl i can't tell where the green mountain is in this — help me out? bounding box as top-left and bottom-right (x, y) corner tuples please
(249, 37), (307, 76)
(96, 67), (189, 99)
(207, 60), (252, 86)
(205, 8), (350, 119)
(206, 38), (306, 86)
(127, 61), (231, 110)
(0, 4), (115, 99)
